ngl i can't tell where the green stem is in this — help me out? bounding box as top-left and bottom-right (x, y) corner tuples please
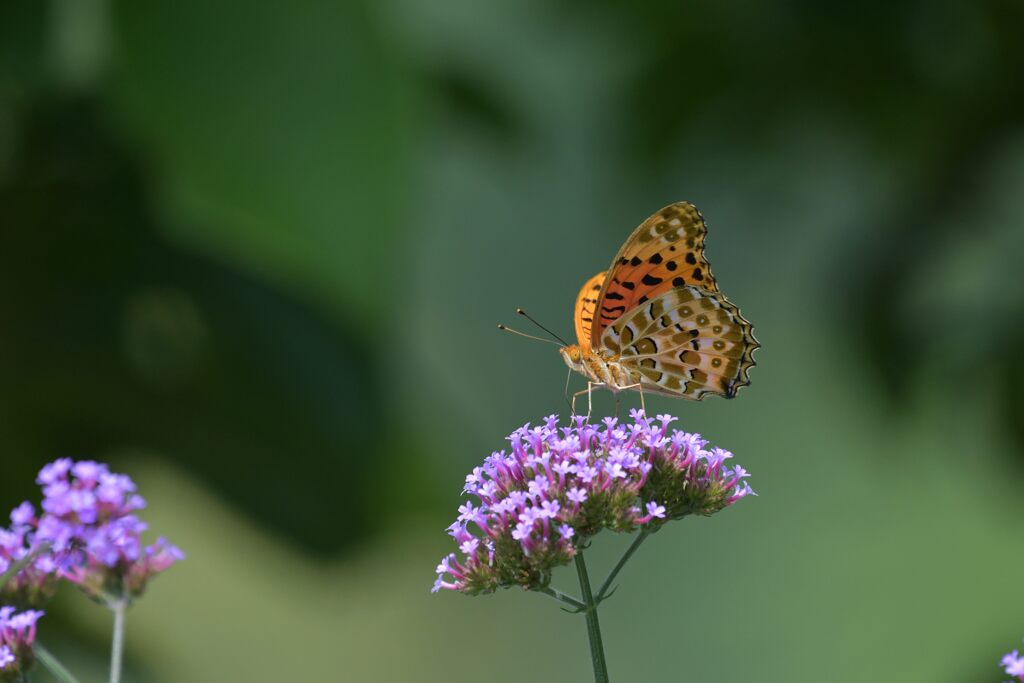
(574, 552), (609, 683)
(596, 531), (648, 602)
(35, 643), (83, 683)
(538, 586), (586, 611)
(109, 599), (127, 683)
(0, 542), (52, 591)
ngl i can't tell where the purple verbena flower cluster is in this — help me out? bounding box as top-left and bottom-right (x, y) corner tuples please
(1003, 643), (1024, 681)
(0, 607), (42, 681)
(0, 505), (59, 608)
(1, 459), (184, 607)
(433, 410), (754, 595)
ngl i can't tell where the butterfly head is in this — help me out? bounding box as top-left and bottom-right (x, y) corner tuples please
(559, 344), (585, 372)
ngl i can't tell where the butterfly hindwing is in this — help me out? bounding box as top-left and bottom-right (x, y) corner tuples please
(603, 286), (758, 400)
(573, 271), (606, 352)
(592, 202), (719, 345)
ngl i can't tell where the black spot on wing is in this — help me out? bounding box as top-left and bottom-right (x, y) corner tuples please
(641, 274), (662, 286)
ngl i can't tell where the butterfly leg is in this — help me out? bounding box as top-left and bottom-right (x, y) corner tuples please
(620, 383), (647, 415)
(571, 382), (596, 419)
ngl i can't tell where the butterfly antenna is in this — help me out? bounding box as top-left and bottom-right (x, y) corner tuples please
(516, 308), (570, 346)
(497, 324), (562, 346)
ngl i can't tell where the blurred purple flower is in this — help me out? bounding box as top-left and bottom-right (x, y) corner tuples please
(432, 411), (753, 595)
(64, 533), (185, 602)
(0, 607), (42, 680)
(1003, 645), (1024, 680)
(37, 459), (145, 531)
(0, 503), (59, 608)
(4, 459), (183, 606)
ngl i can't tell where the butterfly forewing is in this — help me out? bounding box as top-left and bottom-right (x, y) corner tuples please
(592, 202), (719, 345)
(603, 286), (758, 400)
(573, 271), (606, 352)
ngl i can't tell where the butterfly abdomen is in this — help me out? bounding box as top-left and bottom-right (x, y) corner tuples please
(581, 351), (638, 392)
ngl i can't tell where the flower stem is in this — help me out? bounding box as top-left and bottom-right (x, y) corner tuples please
(596, 530), (648, 602)
(35, 643), (83, 683)
(0, 541), (51, 591)
(109, 599), (127, 683)
(574, 552), (609, 683)
(538, 586), (587, 611)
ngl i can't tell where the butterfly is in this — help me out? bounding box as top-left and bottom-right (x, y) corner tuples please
(559, 201), (758, 410)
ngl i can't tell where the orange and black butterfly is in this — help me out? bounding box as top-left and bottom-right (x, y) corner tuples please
(558, 202), (758, 405)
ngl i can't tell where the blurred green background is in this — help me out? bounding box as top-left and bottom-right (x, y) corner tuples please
(2, 0), (1024, 681)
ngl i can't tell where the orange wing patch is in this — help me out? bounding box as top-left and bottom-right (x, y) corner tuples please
(592, 202), (718, 347)
(573, 271), (606, 352)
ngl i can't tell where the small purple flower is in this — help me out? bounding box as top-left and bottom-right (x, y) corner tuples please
(567, 487), (588, 504)
(527, 476), (550, 498)
(432, 412), (753, 595)
(1003, 645), (1024, 680)
(605, 462), (627, 480)
(457, 502), (477, 522)
(552, 460), (574, 478)
(37, 459), (72, 486)
(8, 504), (33, 529)
(0, 607), (43, 678)
(539, 500), (561, 519)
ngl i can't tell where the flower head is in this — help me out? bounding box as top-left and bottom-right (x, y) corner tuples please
(0, 607), (43, 681)
(9, 459), (183, 606)
(432, 412), (753, 594)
